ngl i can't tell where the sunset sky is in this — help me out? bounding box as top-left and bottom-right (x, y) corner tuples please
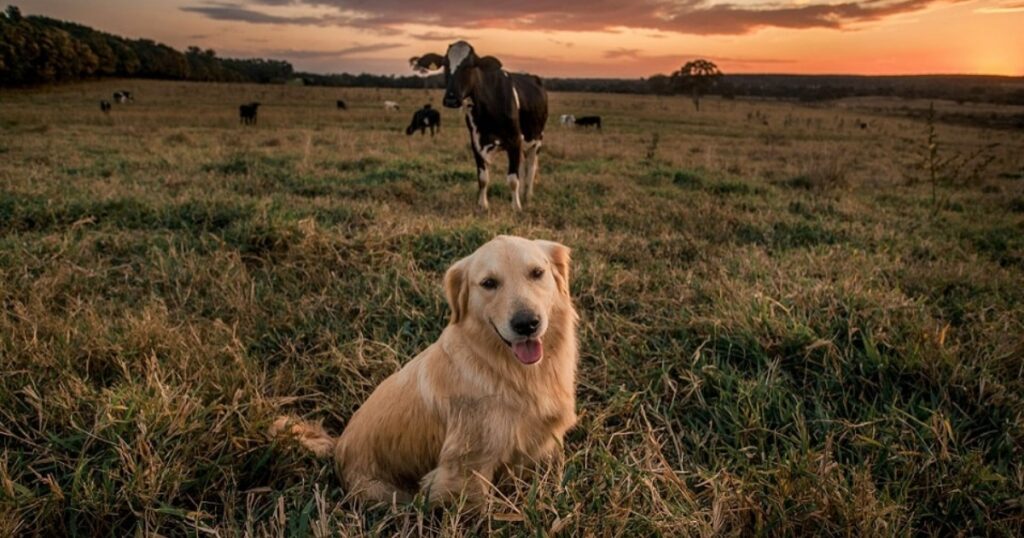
(18, 0), (1024, 77)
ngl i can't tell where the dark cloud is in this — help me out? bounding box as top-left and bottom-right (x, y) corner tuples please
(597, 48), (794, 70)
(975, 0), (1024, 12)
(180, 3), (324, 25)
(260, 43), (405, 58)
(604, 48), (641, 59)
(180, 0), (959, 35)
(409, 31), (474, 41)
(179, 2), (403, 34)
(493, 51), (791, 78)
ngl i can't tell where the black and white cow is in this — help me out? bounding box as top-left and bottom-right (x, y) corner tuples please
(406, 104), (441, 136)
(113, 91), (133, 104)
(239, 102), (260, 125)
(415, 41), (548, 211)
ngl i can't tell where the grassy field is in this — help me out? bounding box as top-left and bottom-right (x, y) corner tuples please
(1, 78), (1023, 536)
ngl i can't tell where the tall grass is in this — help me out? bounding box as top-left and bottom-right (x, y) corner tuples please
(1, 79), (1023, 536)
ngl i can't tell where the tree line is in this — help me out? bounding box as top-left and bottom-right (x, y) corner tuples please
(548, 74), (1024, 106)
(0, 6), (293, 85)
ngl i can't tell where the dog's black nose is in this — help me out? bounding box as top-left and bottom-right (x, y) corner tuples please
(511, 311), (541, 336)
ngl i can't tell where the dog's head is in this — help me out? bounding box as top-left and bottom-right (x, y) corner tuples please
(444, 236), (571, 366)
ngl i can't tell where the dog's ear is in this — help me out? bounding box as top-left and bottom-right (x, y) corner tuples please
(444, 257), (470, 324)
(536, 240), (571, 297)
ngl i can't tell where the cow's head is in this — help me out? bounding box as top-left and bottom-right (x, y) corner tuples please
(412, 41), (502, 109)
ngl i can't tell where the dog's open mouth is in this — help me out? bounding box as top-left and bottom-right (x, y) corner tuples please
(490, 319), (544, 365)
(511, 339), (543, 365)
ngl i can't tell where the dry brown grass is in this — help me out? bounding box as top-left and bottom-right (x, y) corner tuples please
(1, 79), (1023, 536)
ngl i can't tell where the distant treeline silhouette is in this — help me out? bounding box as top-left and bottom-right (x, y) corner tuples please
(548, 75), (1024, 106)
(0, 6), (293, 85)
(3, 5), (1022, 106)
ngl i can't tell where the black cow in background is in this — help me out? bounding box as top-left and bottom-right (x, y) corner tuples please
(100, 100), (111, 113)
(239, 102), (260, 125)
(337, 99), (347, 110)
(574, 116), (601, 129)
(413, 41), (548, 211)
(406, 104), (441, 136)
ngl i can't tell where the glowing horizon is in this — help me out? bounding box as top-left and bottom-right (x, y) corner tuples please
(16, 0), (1024, 77)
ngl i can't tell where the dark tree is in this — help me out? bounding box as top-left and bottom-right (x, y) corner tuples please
(645, 74), (673, 95)
(672, 59), (723, 111)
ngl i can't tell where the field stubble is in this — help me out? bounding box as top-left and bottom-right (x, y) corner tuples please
(1, 79), (1023, 536)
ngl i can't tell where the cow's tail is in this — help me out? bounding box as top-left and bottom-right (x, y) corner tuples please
(270, 416), (337, 458)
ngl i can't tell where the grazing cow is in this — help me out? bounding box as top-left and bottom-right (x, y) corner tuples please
(414, 40), (548, 211)
(406, 104), (441, 136)
(858, 121), (868, 129)
(559, 114), (575, 126)
(337, 99), (347, 110)
(574, 116), (601, 129)
(100, 100), (111, 113)
(113, 91), (133, 104)
(239, 102), (260, 125)
(384, 101), (400, 111)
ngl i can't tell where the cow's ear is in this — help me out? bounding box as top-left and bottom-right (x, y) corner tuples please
(477, 56), (503, 71)
(410, 53), (445, 73)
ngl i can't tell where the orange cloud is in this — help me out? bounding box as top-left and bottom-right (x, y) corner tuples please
(181, 0), (964, 35)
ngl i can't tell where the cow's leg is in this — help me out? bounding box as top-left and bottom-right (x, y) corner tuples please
(473, 146), (491, 211)
(506, 142), (523, 211)
(523, 140), (541, 204)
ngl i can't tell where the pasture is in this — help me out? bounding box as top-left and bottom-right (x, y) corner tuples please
(1, 79), (1023, 536)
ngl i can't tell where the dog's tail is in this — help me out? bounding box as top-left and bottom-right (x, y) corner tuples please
(270, 416), (337, 458)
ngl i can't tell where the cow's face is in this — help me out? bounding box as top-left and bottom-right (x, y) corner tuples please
(443, 41), (476, 108)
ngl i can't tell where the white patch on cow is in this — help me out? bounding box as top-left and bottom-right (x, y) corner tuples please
(447, 42), (472, 70)
(512, 86), (521, 110)
(480, 143), (500, 165)
(423, 117), (430, 125)
(465, 110), (482, 153)
(507, 173), (522, 211)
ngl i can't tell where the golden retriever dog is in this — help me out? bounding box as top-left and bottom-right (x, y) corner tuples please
(272, 235), (579, 505)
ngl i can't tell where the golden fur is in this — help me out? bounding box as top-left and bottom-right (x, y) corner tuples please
(272, 235), (579, 504)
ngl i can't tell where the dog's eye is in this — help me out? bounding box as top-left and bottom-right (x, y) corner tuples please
(481, 278), (499, 290)
(530, 268), (545, 280)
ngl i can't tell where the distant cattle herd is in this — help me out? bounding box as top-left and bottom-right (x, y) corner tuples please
(92, 40), (615, 210)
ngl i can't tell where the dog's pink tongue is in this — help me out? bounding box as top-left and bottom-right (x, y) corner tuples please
(512, 339), (543, 364)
